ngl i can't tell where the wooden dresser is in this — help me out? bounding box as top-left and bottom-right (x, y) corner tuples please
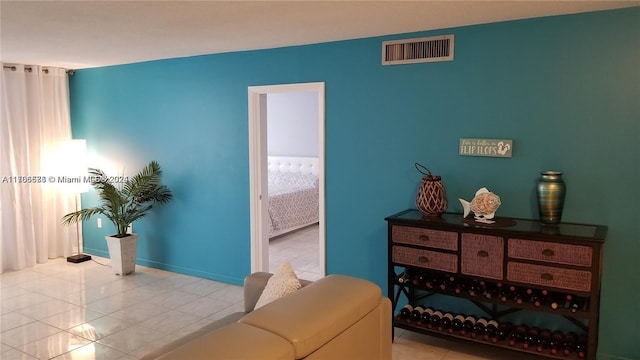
(386, 209), (606, 360)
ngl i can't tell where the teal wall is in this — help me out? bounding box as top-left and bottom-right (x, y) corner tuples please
(70, 8), (639, 359)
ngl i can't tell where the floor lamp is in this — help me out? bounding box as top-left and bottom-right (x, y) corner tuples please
(61, 139), (92, 263)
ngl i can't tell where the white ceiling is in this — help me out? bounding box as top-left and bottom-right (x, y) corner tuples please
(1, 1), (638, 69)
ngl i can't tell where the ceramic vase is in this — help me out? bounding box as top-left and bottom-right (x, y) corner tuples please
(536, 171), (566, 224)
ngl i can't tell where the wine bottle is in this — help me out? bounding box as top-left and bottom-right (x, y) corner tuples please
(570, 299), (580, 312)
(462, 315), (476, 335)
(430, 310), (443, 328)
(467, 280), (480, 297)
(441, 312), (454, 332)
(410, 305), (425, 321)
(397, 269), (409, 284)
(438, 275), (450, 291)
(446, 273), (456, 285)
(522, 326), (540, 349)
(549, 331), (565, 355)
(526, 287), (534, 296)
(409, 269), (418, 284)
(570, 297), (587, 313)
(484, 283), (499, 300)
(492, 322), (513, 343)
(530, 289), (540, 307)
(452, 314), (465, 332)
(564, 293), (574, 310)
(399, 304), (413, 319)
(454, 281), (466, 294)
(513, 288), (525, 305)
(500, 284), (515, 302)
(576, 334), (588, 358)
(524, 288), (535, 304)
(412, 270), (423, 286)
(478, 280), (487, 296)
(473, 317), (488, 338)
(421, 307), (435, 324)
(534, 289), (549, 307)
(425, 275), (438, 289)
(509, 324), (528, 346)
(549, 292), (561, 310)
(562, 331), (578, 356)
(484, 319), (499, 340)
(536, 328), (552, 352)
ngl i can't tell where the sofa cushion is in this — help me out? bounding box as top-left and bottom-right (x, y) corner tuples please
(239, 274), (381, 358)
(151, 322), (295, 360)
(254, 260), (301, 309)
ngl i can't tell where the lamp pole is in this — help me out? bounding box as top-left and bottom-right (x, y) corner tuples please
(62, 139), (92, 263)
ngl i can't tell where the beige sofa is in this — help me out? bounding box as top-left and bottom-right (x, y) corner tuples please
(141, 272), (392, 360)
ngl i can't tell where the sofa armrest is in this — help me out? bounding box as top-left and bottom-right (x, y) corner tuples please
(244, 272), (273, 312)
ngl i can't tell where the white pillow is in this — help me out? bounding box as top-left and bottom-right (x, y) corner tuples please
(254, 260), (301, 309)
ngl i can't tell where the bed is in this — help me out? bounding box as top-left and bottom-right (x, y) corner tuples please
(267, 156), (320, 238)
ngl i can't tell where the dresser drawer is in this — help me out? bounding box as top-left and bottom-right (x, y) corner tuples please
(508, 238), (592, 267)
(392, 246), (457, 273)
(507, 262), (592, 292)
(392, 226), (458, 251)
(461, 234), (504, 280)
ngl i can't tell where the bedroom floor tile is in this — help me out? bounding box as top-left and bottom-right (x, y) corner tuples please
(269, 224), (322, 280)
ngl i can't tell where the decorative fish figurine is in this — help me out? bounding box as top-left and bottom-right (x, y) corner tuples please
(459, 187), (501, 224)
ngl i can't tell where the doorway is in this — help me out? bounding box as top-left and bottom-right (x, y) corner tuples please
(248, 82), (325, 278)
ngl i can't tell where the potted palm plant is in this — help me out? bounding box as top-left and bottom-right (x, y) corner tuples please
(62, 160), (172, 275)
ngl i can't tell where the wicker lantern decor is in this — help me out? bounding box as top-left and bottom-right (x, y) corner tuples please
(415, 163), (448, 217)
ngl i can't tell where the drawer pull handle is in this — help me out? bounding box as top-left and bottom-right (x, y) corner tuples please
(477, 250), (489, 258)
(418, 235), (430, 241)
(418, 256), (429, 263)
(542, 248), (555, 257)
(541, 273), (554, 281)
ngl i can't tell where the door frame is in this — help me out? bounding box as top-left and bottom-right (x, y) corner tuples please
(248, 82), (326, 275)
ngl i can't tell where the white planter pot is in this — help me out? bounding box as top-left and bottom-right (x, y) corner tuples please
(105, 234), (139, 275)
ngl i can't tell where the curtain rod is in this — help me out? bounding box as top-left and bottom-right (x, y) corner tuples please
(3, 65), (75, 75)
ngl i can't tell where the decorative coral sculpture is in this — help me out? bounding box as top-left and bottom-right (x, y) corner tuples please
(459, 187), (501, 224)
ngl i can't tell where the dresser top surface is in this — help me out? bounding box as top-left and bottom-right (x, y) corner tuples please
(386, 209), (607, 242)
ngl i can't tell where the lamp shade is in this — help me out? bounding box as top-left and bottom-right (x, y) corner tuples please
(59, 139), (89, 193)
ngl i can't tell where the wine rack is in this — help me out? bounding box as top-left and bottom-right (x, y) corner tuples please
(386, 210), (606, 360)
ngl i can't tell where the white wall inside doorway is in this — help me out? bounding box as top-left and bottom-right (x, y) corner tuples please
(267, 91), (319, 157)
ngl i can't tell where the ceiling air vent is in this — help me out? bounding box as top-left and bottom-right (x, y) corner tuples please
(382, 35), (454, 65)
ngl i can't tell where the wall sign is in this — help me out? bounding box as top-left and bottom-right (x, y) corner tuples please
(459, 138), (513, 158)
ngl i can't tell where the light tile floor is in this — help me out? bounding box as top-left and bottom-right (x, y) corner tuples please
(269, 224), (322, 281)
(1, 255), (540, 360)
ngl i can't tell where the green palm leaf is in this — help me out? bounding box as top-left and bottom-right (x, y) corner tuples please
(62, 160), (172, 238)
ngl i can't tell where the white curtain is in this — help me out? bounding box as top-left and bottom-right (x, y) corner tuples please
(1, 64), (76, 273)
